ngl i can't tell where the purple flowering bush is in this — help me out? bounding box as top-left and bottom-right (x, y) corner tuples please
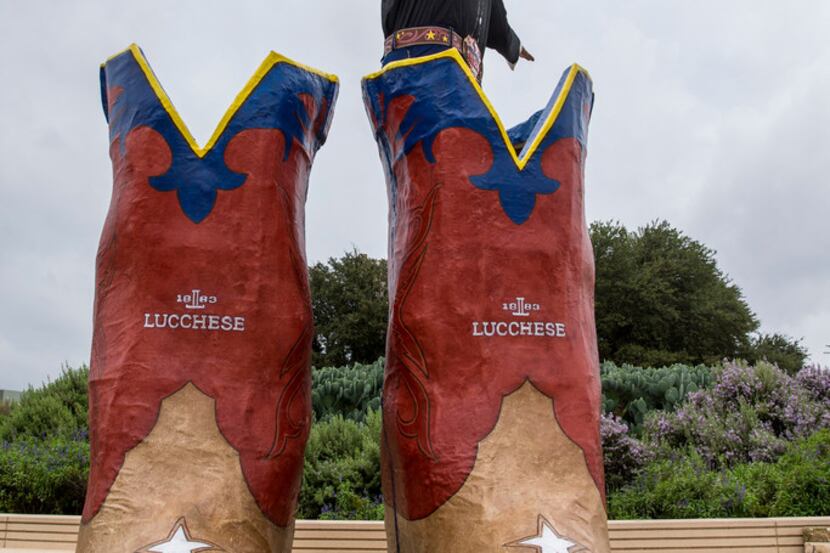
(601, 413), (652, 491)
(644, 361), (830, 469)
(796, 365), (830, 407)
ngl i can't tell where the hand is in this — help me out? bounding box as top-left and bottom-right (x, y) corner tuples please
(519, 46), (535, 62)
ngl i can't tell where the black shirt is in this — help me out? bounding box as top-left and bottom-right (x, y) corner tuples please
(382, 0), (522, 64)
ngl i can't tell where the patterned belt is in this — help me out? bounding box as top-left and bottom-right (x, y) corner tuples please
(384, 26), (483, 81)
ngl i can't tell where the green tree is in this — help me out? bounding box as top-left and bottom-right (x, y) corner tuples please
(309, 250), (388, 367)
(592, 220), (759, 367)
(743, 333), (808, 375)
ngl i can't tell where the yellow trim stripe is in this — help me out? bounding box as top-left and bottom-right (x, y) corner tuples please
(364, 49), (590, 171)
(103, 44), (339, 159)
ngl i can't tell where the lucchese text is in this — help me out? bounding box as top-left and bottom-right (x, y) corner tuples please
(472, 296), (567, 338)
(143, 289), (246, 332)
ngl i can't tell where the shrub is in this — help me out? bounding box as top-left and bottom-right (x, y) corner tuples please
(317, 483), (384, 521)
(608, 429), (830, 518)
(312, 359), (383, 422)
(645, 361), (829, 468)
(0, 433), (89, 515)
(765, 429), (830, 515)
(796, 365), (830, 407)
(298, 410), (383, 520)
(601, 362), (712, 433)
(0, 365), (88, 441)
(608, 452), (750, 519)
(601, 413), (652, 492)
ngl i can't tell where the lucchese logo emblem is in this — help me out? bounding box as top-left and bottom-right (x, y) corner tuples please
(143, 289), (246, 332)
(178, 289), (217, 310)
(138, 517), (221, 553)
(505, 515), (586, 553)
(472, 296), (567, 338)
(504, 296), (540, 317)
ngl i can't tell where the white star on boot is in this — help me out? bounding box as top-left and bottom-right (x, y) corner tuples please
(142, 518), (217, 553)
(506, 516), (583, 553)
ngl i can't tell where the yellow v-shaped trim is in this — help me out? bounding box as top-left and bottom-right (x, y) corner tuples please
(103, 44), (339, 159)
(364, 49), (590, 171)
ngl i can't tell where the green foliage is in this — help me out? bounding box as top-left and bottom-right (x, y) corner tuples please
(601, 362), (712, 432)
(762, 429), (830, 515)
(591, 220), (759, 367)
(312, 359), (383, 422)
(608, 430), (830, 518)
(0, 434), (89, 515)
(309, 250), (389, 368)
(0, 365), (88, 441)
(608, 452), (749, 519)
(298, 410), (383, 520)
(743, 333), (808, 375)
(0, 366), (90, 515)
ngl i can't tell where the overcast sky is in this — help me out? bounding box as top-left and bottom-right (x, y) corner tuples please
(0, 0), (828, 389)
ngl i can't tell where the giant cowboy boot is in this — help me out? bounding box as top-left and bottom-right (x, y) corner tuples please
(363, 50), (610, 552)
(77, 45), (338, 553)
